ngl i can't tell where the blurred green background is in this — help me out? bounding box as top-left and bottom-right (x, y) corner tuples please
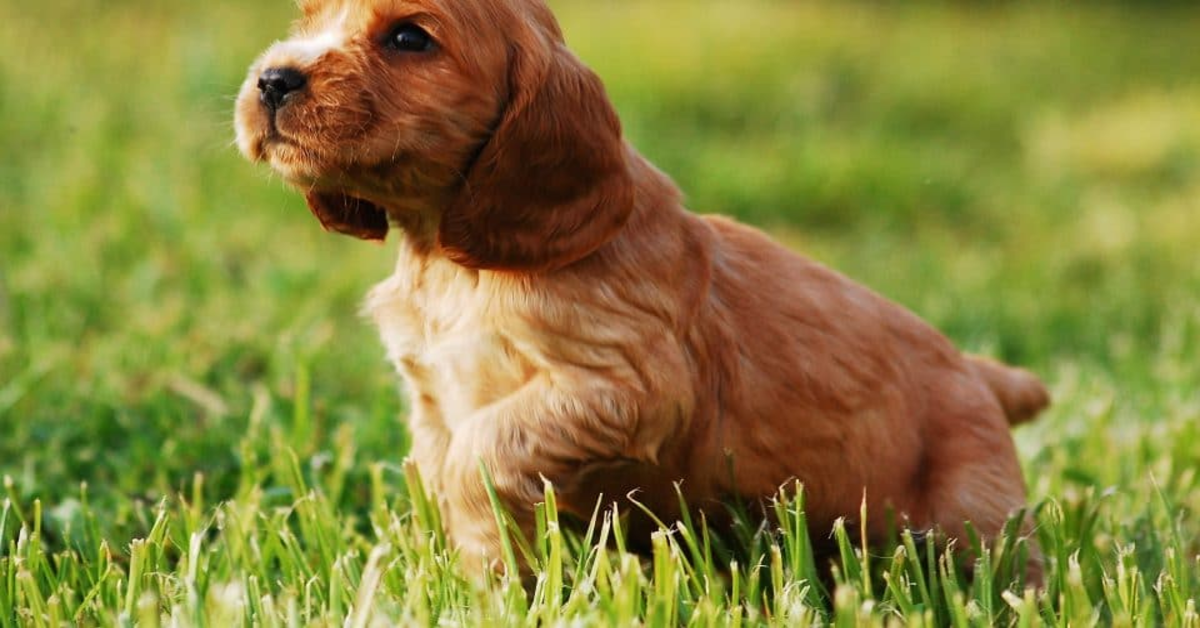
(1, 0), (1198, 542)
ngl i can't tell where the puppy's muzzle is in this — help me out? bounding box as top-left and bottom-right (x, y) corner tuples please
(257, 67), (307, 112)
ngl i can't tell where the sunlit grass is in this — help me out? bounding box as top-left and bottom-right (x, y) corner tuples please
(2, 0), (1199, 624)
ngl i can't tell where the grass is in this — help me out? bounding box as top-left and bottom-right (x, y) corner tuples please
(2, 0), (1200, 624)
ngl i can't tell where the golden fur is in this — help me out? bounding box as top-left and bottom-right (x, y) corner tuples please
(235, 0), (1050, 576)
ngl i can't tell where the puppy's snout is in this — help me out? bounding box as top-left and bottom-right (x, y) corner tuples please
(257, 67), (307, 111)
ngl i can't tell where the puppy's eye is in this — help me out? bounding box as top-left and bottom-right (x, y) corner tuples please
(388, 23), (434, 52)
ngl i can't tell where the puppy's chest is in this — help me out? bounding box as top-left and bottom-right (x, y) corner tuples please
(366, 264), (536, 426)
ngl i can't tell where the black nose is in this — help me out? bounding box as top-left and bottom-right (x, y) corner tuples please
(257, 67), (307, 111)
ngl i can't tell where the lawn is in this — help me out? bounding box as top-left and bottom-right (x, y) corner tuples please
(2, 0), (1200, 625)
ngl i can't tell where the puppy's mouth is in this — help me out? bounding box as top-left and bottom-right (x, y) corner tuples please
(304, 190), (390, 242)
(253, 135), (390, 241)
(257, 133), (320, 174)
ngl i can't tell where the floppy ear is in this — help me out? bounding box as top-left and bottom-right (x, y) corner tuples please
(438, 29), (634, 271)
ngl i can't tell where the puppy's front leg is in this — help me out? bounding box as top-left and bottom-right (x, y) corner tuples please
(438, 375), (646, 576)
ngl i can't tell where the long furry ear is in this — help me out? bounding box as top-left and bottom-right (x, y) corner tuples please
(438, 24), (634, 271)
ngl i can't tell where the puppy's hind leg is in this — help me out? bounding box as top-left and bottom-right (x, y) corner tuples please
(918, 409), (1043, 586)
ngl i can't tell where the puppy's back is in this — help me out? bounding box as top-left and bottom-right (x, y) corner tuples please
(686, 215), (1024, 530)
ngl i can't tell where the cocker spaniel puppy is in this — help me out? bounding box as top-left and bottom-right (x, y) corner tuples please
(235, 0), (1049, 577)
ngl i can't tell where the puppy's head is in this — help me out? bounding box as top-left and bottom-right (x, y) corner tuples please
(235, 0), (633, 270)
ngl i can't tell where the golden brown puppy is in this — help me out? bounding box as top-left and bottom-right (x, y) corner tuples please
(235, 0), (1050, 576)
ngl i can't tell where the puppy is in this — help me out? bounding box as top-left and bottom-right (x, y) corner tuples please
(235, 0), (1049, 577)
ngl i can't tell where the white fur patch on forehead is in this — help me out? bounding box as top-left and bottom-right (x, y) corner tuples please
(273, 6), (352, 66)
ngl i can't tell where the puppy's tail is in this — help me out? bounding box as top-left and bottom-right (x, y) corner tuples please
(967, 356), (1050, 426)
